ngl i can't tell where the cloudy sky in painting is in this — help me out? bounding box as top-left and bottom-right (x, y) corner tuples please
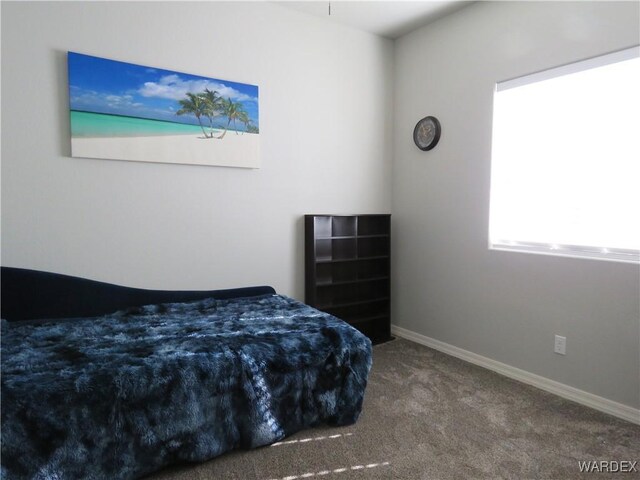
(68, 52), (259, 128)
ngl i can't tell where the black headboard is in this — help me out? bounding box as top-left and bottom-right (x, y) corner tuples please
(1, 267), (275, 322)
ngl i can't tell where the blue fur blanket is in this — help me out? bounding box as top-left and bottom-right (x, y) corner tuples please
(1, 294), (372, 480)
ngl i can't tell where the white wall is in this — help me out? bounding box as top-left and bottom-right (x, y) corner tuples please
(392, 1), (640, 408)
(1, 1), (393, 298)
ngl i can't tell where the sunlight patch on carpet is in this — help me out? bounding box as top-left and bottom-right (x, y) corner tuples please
(266, 461), (391, 480)
(271, 433), (354, 447)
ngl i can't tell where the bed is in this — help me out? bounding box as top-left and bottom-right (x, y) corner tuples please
(0, 267), (372, 480)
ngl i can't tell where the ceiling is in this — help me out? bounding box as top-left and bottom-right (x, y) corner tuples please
(276, 1), (474, 39)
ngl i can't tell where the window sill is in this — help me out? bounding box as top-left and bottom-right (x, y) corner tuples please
(489, 243), (640, 265)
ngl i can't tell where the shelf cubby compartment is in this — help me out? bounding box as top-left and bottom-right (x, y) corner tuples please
(358, 278), (389, 301)
(313, 216), (332, 238)
(332, 216), (357, 237)
(358, 257), (389, 280)
(356, 298), (390, 317)
(316, 262), (358, 285)
(353, 317), (390, 343)
(315, 237), (356, 261)
(357, 236), (389, 258)
(323, 297), (386, 315)
(316, 283), (359, 307)
(318, 296), (389, 312)
(357, 215), (390, 236)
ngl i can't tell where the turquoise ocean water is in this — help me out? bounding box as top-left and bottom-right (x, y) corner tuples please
(70, 111), (207, 137)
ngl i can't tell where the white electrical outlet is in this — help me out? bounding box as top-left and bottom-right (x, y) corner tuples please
(554, 335), (566, 355)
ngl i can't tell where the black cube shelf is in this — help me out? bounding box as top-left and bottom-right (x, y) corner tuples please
(305, 214), (391, 343)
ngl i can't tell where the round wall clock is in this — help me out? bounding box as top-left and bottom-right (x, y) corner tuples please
(413, 116), (441, 151)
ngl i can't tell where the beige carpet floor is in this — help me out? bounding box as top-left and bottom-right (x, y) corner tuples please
(146, 338), (639, 480)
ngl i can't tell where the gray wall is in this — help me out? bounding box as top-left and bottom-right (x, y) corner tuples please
(392, 1), (640, 408)
(1, 1), (393, 298)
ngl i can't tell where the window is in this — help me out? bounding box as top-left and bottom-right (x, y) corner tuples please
(489, 47), (640, 263)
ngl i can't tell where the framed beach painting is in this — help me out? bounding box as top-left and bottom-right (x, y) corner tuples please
(68, 52), (259, 168)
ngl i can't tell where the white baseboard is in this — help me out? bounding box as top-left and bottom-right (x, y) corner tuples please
(390, 324), (640, 425)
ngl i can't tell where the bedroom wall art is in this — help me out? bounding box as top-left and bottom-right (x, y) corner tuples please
(68, 52), (260, 168)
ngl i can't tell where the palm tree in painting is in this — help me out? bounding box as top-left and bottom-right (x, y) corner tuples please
(231, 104), (249, 135)
(200, 88), (223, 136)
(214, 98), (248, 139)
(176, 92), (210, 137)
(238, 111), (250, 135)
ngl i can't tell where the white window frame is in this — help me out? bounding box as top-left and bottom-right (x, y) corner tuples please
(489, 46), (640, 264)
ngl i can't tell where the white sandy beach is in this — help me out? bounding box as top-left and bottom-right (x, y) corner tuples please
(71, 132), (260, 168)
